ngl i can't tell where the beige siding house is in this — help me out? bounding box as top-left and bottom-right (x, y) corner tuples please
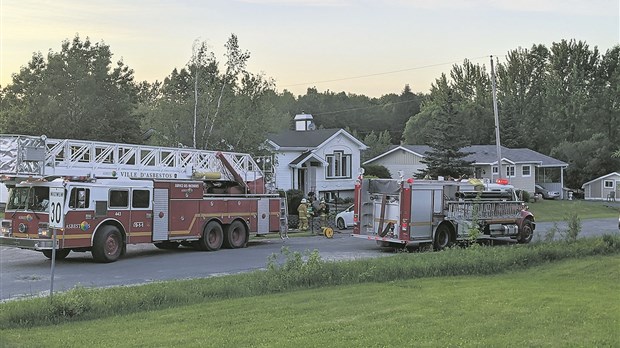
(582, 172), (620, 201)
(364, 145), (568, 197)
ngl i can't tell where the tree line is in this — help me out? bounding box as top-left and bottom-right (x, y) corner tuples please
(0, 35), (617, 189)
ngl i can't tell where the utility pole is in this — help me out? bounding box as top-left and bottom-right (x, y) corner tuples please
(490, 55), (503, 181)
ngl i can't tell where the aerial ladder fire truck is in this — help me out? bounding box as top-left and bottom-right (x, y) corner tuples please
(352, 173), (535, 250)
(0, 134), (286, 262)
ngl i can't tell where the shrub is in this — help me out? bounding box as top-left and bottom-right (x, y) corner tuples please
(285, 189), (304, 215)
(516, 189), (531, 203)
(361, 164), (392, 178)
(564, 208), (582, 242)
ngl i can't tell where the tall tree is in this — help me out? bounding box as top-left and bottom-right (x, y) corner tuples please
(361, 130), (392, 162)
(415, 74), (473, 179)
(496, 44), (550, 149)
(450, 59), (494, 145)
(203, 34), (251, 149)
(0, 35), (141, 142)
(546, 40), (600, 147)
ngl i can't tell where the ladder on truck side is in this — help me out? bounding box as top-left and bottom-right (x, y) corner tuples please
(0, 135), (265, 189)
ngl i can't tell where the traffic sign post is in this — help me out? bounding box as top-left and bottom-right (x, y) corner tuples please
(48, 187), (64, 298)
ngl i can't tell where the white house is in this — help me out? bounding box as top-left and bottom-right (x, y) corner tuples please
(364, 145), (568, 197)
(582, 172), (620, 201)
(265, 113), (367, 201)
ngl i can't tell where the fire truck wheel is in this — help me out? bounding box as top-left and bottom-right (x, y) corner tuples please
(195, 221), (224, 251)
(92, 226), (124, 263)
(224, 220), (248, 249)
(42, 249), (71, 260)
(517, 220), (534, 244)
(433, 224), (453, 251)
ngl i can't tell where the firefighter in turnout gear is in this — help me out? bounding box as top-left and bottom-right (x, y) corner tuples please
(318, 199), (328, 228)
(297, 198), (309, 232)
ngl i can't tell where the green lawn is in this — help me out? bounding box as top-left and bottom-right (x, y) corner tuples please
(2, 255), (618, 347)
(526, 199), (619, 222)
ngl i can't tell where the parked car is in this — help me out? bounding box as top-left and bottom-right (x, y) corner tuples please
(535, 184), (560, 200)
(335, 204), (354, 230)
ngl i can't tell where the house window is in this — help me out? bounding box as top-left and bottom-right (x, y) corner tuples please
(604, 180), (614, 188)
(522, 165), (531, 177)
(507, 166), (516, 177)
(492, 166), (498, 174)
(326, 151), (351, 179)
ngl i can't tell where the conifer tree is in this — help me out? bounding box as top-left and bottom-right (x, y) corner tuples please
(416, 74), (473, 179)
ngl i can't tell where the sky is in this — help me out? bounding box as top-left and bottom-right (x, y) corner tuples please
(1, 0), (619, 97)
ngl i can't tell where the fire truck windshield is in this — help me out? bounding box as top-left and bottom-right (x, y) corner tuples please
(6, 186), (50, 212)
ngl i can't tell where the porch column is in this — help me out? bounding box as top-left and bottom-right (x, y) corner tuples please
(560, 166), (564, 199)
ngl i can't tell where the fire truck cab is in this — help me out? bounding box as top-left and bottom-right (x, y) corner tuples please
(352, 176), (535, 250)
(0, 135), (285, 262)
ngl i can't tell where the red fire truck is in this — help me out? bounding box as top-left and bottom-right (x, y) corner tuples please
(352, 174), (535, 250)
(0, 135), (286, 262)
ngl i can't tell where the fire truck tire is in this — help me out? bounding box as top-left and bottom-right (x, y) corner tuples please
(42, 249), (71, 260)
(223, 220), (248, 249)
(433, 224), (453, 251)
(195, 221), (224, 251)
(92, 226), (124, 263)
(517, 219), (534, 244)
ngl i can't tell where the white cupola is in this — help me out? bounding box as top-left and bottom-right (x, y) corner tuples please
(294, 113), (315, 131)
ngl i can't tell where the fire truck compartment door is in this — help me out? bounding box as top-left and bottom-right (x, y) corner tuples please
(153, 188), (169, 241)
(410, 189), (434, 239)
(257, 198), (269, 233)
(372, 199), (399, 235)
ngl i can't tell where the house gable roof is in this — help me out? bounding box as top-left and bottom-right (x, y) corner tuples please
(365, 144), (568, 167)
(363, 145), (429, 164)
(266, 128), (367, 150)
(289, 151), (328, 168)
(581, 172), (620, 188)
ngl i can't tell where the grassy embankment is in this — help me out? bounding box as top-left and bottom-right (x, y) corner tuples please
(526, 198), (618, 222)
(1, 236), (619, 347)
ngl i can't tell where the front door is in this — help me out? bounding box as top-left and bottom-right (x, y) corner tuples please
(297, 167), (306, 192)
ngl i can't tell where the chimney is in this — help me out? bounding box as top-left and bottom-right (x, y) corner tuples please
(294, 112), (314, 131)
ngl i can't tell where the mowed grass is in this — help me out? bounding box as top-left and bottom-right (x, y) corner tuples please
(527, 199), (619, 222)
(2, 255), (618, 347)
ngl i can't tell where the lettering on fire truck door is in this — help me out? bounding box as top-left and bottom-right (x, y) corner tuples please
(152, 188), (169, 241)
(128, 188), (153, 243)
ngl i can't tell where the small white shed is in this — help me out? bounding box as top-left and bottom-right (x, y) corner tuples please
(581, 172), (620, 201)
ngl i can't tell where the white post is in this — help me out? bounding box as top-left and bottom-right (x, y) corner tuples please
(490, 56), (503, 182)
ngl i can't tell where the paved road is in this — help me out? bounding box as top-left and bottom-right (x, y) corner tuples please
(0, 232), (387, 301)
(1, 218), (618, 301)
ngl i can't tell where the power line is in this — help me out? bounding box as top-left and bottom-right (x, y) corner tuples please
(281, 56), (489, 88)
(314, 99), (418, 116)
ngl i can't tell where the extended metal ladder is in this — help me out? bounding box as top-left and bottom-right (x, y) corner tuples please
(279, 194), (289, 239)
(0, 135), (264, 184)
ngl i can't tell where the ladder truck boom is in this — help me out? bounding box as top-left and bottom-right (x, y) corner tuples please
(0, 134), (264, 189)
